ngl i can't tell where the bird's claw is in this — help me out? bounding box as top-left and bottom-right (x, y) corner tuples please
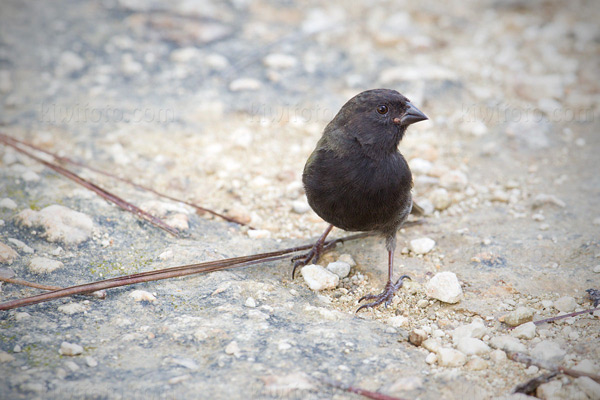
(356, 275), (410, 312)
(291, 241), (337, 279)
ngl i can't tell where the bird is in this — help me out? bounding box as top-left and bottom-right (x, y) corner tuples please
(292, 88), (428, 312)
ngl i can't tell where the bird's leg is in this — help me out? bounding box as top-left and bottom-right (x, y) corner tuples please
(291, 224), (334, 278)
(356, 233), (410, 312)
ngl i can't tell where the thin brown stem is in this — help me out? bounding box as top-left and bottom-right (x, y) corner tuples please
(314, 375), (407, 400)
(507, 351), (600, 383)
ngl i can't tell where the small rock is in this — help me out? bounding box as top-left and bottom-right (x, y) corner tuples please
(455, 338), (490, 356)
(417, 299), (429, 308)
(536, 380), (563, 400)
(532, 193), (566, 208)
(56, 51), (85, 76)
(13, 344), (21, 353)
(426, 271), (463, 303)
(16, 205), (93, 245)
(229, 78), (262, 91)
(28, 257), (64, 274)
(0, 351), (15, 363)
(85, 356), (98, 367)
(440, 170), (468, 191)
(205, 53), (229, 70)
(490, 335), (526, 353)
(7, 238), (34, 254)
(530, 340), (566, 363)
(386, 316), (408, 328)
(503, 306), (535, 326)
(0, 242), (18, 264)
(338, 254), (356, 267)
(465, 357), (489, 371)
(14, 312), (30, 322)
(425, 353), (437, 364)
(225, 341), (241, 357)
(291, 200), (310, 214)
(263, 53), (297, 69)
(164, 213), (189, 231)
(410, 237), (435, 254)
(573, 359), (599, 375)
(129, 290), (156, 302)
(429, 188), (451, 211)
(388, 376), (423, 392)
(301, 265), (339, 291)
(451, 320), (487, 343)
(409, 329), (428, 346)
(58, 303), (86, 315)
(525, 365), (539, 375)
(244, 297), (256, 308)
(170, 47), (201, 63)
(593, 265), (600, 273)
(326, 261), (351, 278)
(436, 348), (466, 367)
(575, 377), (600, 400)
(490, 349), (507, 363)
(247, 229), (271, 239)
(0, 198), (17, 209)
(59, 342), (83, 356)
(22, 170), (40, 182)
(409, 158), (432, 175)
(553, 296), (577, 313)
(422, 338), (442, 353)
(511, 322), (536, 340)
(416, 198), (435, 215)
(64, 360), (80, 372)
(120, 53), (142, 76)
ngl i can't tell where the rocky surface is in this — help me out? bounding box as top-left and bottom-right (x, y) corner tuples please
(0, 0), (599, 399)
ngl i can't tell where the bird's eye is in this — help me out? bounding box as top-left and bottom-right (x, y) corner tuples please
(376, 105), (388, 115)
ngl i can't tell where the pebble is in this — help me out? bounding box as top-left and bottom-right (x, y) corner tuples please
(229, 78), (262, 91)
(247, 229), (271, 239)
(416, 299), (429, 308)
(451, 319), (487, 343)
(28, 257), (64, 274)
(536, 380), (562, 399)
(58, 303), (86, 315)
(409, 329), (428, 346)
(503, 306), (535, 326)
(525, 365), (539, 375)
(429, 188), (451, 211)
(409, 158), (433, 175)
(490, 335), (526, 353)
(593, 265), (600, 273)
(291, 200), (310, 214)
(532, 193), (566, 208)
(388, 376), (424, 392)
(16, 205), (93, 245)
(410, 237), (435, 254)
(422, 338), (442, 353)
(205, 53), (229, 70)
(170, 47), (201, 63)
(439, 170), (468, 191)
(436, 348), (466, 367)
(511, 322), (536, 340)
(530, 340), (566, 363)
(0, 351), (15, 363)
(8, 238), (33, 254)
(465, 357), (489, 371)
(225, 341), (241, 357)
(425, 353), (437, 365)
(263, 53), (297, 69)
(575, 377), (600, 400)
(386, 316), (408, 328)
(56, 51), (85, 76)
(490, 349), (507, 363)
(120, 53), (143, 76)
(301, 265), (339, 291)
(244, 297), (257, 308)
(85, 356), (98, 367)
(164, 213), (189, 231)
(417, 198), (435, 215)
(22, 170), (40, 182)
(455, 337), (490, 356)
(0, 242), (19, 264)
(574, 359), (599, 375)
(59, 342), (83, 356)
(0, 198), (17, 209)
(129, 290), (156, 302)
(337, 254), (356, 267)
(65, 360), (80, 372)
(553, 296), (577, 313)
(14, 312), (30, 322)
(326, 261), (351, 278)
(426, 271), (463, 304)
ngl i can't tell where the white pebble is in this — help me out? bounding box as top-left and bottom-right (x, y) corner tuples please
(553, 296), (577, 313)
(337, 254), (356, 267)
(326, 261), (351, 278)
(263, 53), (297, 69)
(593, 265), (600, 273)
(511, 322), (536, 340)
(386, 316), (408, 328)
(59, 342), (83, 356)
(531, 340), (566, 363)
(410, 237), (435, 254)
(436, 348), (466, 367)
(58, 303), (86, 315)
(451, 320), (487, 343)
(490, 349), (507, 363)
(455, 337), (490, 356)
(28, 257), (63, 274)
(225, 341), (241, 357)
(229, 78), (262, 91)
(426, 271), (462, 303)
(8, 238), (33, 254)
(291, 200), (310, 214)
(0, 198), (17, 209)
(301, 265), (339, 291)
(503, 306), (535, 326)
(425, 352), (437, 364)
(247, 229), (271, 239)
(129, 290), (156, 302)
(244, 297), (256, 308)
(490, 335), (526, 353)
(440, 170), (468, 191)
(575, 377), (600, 400)
(429, 188), (451, 211)
(465, 357), (488, 371)
(409, 158), (432, 175)
(85, 356), (98, 367)
(0, 242), (19, 264)
(16, 205), (93, 245)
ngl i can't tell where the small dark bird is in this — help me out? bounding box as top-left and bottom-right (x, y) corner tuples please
(293, 89), (428, 312)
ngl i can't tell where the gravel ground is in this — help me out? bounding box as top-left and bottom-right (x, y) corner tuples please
(0, 0), (599, 399)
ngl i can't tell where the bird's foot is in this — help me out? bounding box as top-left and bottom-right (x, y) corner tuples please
(356, 275), (410, 312)
(291, 241), (337, 279)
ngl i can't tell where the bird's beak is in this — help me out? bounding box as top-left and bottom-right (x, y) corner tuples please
(395, 102), (428, 126)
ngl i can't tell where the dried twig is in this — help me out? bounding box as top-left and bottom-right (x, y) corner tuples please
(314, 375), (407, 400)
(513, 372), (559, 395)
(1, 134), (249, 227)
(507, 351), (600, 384)
(0, 133), (179, 236)
(0, 277), (61, 291)
(530, 307), (600, 326)
(0, 230), (385, 310)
